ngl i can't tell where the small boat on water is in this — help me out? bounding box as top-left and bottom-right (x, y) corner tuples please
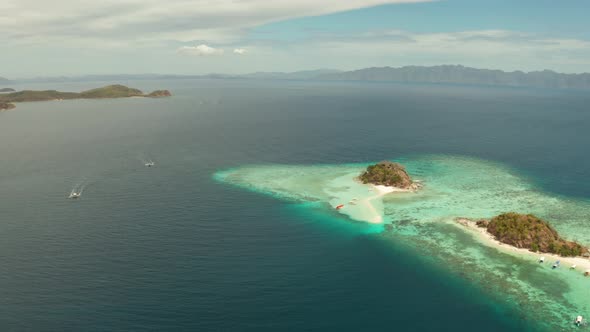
(68, 192), (80, 199)
(145, 161), (155, 167)
(585, 270), (590, 277)
(336, 204), (344, 210)
(571, 265), (577, 270)
(575, 315), (584, 326)
(539, 257), (545, 263)
(552, 260), (560, 269)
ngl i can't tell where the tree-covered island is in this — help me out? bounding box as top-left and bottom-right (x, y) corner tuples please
(0, 85), (171, 110)
(359, 161), (417, 189)
(472, 213), (587, 257)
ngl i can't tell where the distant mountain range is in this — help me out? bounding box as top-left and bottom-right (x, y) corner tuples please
(241, 69), (342, 80)
(13, 69), (341, 83)
(6, 65), (590, 89)
(14, 74), (209, 83)
(315, 65), (590, 89)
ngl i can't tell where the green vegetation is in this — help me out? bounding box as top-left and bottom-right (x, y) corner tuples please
(79, 85), (144, 98)
(147, 90), (172, 97)
(0, 85), (171, 109)
(0, 90), (79, 102)
(359, 161), (414, 188)
(479, 213), (587, 257)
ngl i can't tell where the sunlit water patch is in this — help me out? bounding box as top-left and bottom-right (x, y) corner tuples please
(216, 155), (590, 331)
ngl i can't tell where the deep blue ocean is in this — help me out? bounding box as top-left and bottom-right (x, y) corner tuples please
(1, 79), (589, 331)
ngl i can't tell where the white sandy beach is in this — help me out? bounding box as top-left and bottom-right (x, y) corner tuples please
(361, 185), (397, 223)
(331, 183), (413, 224)
(454, 218), (590, 274)
(217, 157), (590, 329)
(374, 184), (410, 194)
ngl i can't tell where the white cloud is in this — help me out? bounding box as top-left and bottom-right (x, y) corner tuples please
(0, 0), (433, 46)
(362, 30), (590, 59)
(3, 1), (590, 75)
(178, 44), (225, 56)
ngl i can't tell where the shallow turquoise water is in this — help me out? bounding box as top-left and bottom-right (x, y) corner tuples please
(216, 154), (590, 331)
(3, 79), (590, 331)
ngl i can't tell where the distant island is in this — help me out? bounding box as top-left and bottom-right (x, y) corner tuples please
(0, 102), (15, 110)
(146, 90), (173, 97)
(459, 213), (587, 257)
(0, 88), (15, 93)
(9, 69), (341, 84)
(6, 65), (590, 90)
(317, 65), (590, 90)
(359, 161), (418, 190)
(0, 85), (171, 110)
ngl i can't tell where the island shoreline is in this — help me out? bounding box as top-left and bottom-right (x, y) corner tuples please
(0, 85), (171, 110)
(453, 217), (590, 273)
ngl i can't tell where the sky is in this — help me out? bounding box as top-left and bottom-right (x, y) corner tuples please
(1, 0), (590, 78)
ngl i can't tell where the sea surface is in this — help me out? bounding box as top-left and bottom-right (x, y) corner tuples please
(1, 79), (589, 331)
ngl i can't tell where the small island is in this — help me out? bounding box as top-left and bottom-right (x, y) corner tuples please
(146, 90), (172, 97)
(0, 101), (16, 110)
(359, 161), (417, 189)
(0, 85), (171, 110)
(462, 213), (587, 257)
(0, 88), (16, 93)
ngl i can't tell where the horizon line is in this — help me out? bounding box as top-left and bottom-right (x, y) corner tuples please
(5, 64), (590, 81)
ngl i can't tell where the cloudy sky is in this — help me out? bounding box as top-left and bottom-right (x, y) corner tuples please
(1, 0), (589, 78)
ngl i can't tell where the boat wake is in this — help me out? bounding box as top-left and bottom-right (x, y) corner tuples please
(68, 180), (88, 199)
(138, 154), (156, 167)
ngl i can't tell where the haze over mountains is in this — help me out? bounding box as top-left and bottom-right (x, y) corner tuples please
(241, 69), (341, 80)
(316, 65), (590, 89)
(10, 69), (340, 83)
(5, 65), (590, 90)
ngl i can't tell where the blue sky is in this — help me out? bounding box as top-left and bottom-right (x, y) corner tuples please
(1, 0), (589, 78)
(254, 0), (590, 39)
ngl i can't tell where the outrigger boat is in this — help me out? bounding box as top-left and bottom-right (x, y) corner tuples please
(552, 260), (560, 269)
(538, 256), (545, 263)
(575, 315), (584, 326)
(69, 192), (81, 199)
